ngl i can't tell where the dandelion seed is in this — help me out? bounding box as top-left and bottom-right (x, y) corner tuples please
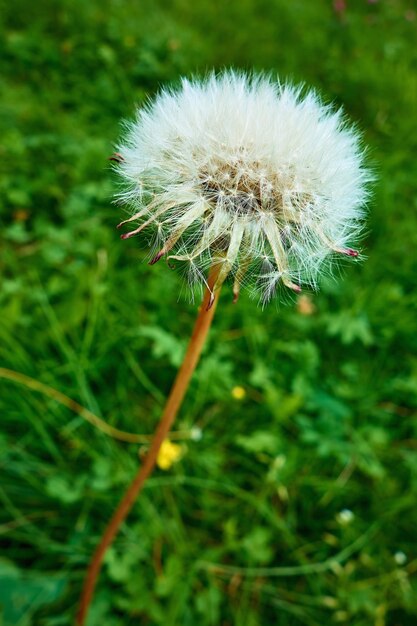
(115, 71), (370, 305)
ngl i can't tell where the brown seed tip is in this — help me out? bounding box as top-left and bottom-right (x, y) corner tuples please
(343, 248), (359, 257)
(108, 152), (124, 163)
(149, 250), (165, 265)
(206, 292), (215, 311)
(334, 246), (359, 257)
(284, 279), (302, 293)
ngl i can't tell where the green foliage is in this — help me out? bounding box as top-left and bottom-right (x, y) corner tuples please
(1, 0), (417, 624)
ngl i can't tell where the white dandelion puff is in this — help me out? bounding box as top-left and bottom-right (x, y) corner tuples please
(114, 70), (371, 306)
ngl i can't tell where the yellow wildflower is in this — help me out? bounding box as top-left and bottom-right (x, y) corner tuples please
(231, 386), (246, 400)
(156, 439), (183, 470)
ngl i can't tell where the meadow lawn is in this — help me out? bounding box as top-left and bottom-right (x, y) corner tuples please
(1, 1), (417, 624)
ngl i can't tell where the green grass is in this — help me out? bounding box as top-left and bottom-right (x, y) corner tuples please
(1, 0), (417, 624)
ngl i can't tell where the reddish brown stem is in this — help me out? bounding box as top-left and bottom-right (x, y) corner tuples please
(76, 266), (222, 626)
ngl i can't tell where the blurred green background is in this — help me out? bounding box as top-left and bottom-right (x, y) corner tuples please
(1, 0), (417, 624)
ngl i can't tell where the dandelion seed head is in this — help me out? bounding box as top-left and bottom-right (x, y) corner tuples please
(115, 71), (371, 303)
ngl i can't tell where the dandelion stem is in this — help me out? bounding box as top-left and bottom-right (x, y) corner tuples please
(76, 264), (222, 626)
